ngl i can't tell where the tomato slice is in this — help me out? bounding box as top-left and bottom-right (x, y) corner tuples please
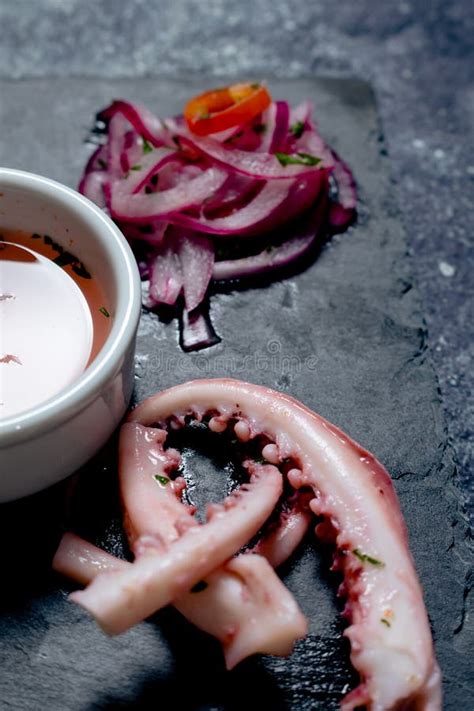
(184, 83), (272, 136)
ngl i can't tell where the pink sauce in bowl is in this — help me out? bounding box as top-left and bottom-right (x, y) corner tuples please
(2, 241), (86, 417)
(0, 229), (112, 419)
(0, 167), (141, 502)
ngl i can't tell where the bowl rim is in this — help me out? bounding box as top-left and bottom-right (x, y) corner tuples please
(0, 168), (141, 446)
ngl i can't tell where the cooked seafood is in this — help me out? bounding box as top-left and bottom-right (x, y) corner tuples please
(55, 379), (441, 709)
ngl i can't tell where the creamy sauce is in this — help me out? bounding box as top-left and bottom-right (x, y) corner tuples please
(0, 229), (111, 420)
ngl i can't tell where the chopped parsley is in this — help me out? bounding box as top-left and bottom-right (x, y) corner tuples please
(353, 548), (385, 567)
(275, 151), (321, 167)
(142, 137), (153, 154)
(191, 580), (208, 593)
(154, 474), (170, 486)
(290, 121), (305, 139)
(253, 123), (267, 134)
(198, 112), (211, 120)
(131, 164), (142, 171)
(99, 306), (110, 318)
(380, 618), (391, 628)
(250, 83), (260, 90)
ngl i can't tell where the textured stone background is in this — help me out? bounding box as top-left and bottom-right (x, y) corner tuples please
(0, 0), (472, 518)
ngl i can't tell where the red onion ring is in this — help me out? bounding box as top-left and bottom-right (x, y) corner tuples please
(212, 190), (328, 281)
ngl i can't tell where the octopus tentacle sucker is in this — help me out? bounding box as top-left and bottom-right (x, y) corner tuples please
(54, 378), (441, 710)
(55, 416), (310, 667)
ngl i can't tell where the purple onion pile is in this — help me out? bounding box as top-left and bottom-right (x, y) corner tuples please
(79, 95), (356, 350)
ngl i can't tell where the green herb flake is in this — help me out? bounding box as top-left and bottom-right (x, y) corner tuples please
(154, 474), (170, 486)
(97, 158), (108, 169)
(198, 112), (211, 120)
(99, 306), (110, 318)
(253, 123), (267, 134)
(296, 152), (321, 166)
(142, 137), (153, 154)
(275, 151), (322, 167)
(353, 548), (385, 567)
(380, 618), (391, 628)
(250, 83), (260, 90)
(290, 121), (305, 139)
(131, 164), (142, 171)
(191, 580), (208, 593)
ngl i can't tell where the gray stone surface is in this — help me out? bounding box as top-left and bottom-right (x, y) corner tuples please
(0, 75), (472, 710)
(0, 0), (472, 521)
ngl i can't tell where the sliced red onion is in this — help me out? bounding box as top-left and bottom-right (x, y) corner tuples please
(269, 101), (290, 153)
(122, 147), (179, 195)
(146, 228), (215, 311)
(78, 170), (108, 208)
(158, 162), (203, 191)
(331, 151), (356, 209)
(121, 221), (168, 247)
(207, 124), (245, 143)
(179, 301), (221, 352)
(149, 236), (183, 306)
(258, 102), (277, 153)
(177, 135), (325, 180)
(169, 173), (324, 237)
(120, 129), (143, 175)
(176, 230), (215, 311)
(202, 173), (261, 218)
(212, 191), (328, 281)
(168, 180), (290, 235)
(83, 144), (109, 175)
(108, 113), (130, 179)
(297, 124), (334, 169)
(111, 167), (227, 221)
(99, 100), (172, 147)
(289, 100), (312, 128)
(295, 112), (356, 228)
(328, 149), (357, 229)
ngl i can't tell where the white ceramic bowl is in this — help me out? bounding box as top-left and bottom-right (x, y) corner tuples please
(0, 168), (141, 502)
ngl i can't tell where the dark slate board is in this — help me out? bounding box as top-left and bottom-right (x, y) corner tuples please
(0, 77), (472, 711)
